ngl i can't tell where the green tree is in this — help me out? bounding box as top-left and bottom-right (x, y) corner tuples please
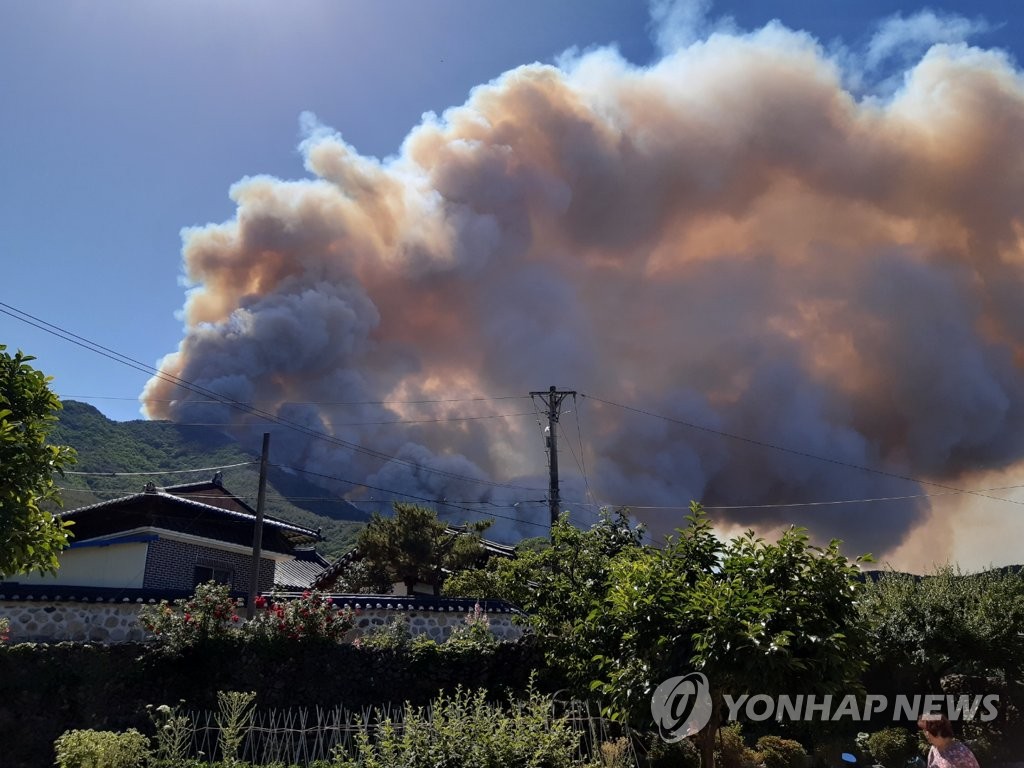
(445, 507), (647, 691)
(0, 346), (76, 577)
(357, 502), (492, 595)
(592, 504), (870, 768)
(861, 566), (1024, 687)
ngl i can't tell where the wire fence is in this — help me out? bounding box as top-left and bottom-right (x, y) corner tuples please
(179, 698), (636, 766)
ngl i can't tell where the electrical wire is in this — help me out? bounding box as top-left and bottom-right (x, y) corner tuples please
(581, 393), (1024, 508)
(64, 394), (532, 406)
(110, 412), (536, 428)
(65, 461), (256, 477)
(270, 462), (552, 530)
(1, 302), (544, 493)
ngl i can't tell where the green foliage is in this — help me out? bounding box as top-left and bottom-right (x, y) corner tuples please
(356, 616), (414, 652)
(865, 727), (917, 768)
(0, 615), (9, 643)
(50, 400), (364, 559)
(148, 701), (193, 766)
(592, 505), (870, 730)
(445, 602), (500, 651)
(333, 683), (597, 768)
(861, 566), (1024, 685)
(139, 581), (243, 650)
(216, 690), (257, 765)
(246, 591), (356, 642)
(54, 728), (150, 768)
(644, 735), (701, 768)
(140, 583), (356, 650)
(715, 722), (759, 768)
(755, 735), (808, 768)
(331, 557), (394, 594)
(0, 346), (76, 577)
(357, 503), (492, 596)
(448, 507), (644, 694)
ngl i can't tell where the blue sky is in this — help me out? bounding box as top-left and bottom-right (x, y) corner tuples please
(2, 0), (1018, 422)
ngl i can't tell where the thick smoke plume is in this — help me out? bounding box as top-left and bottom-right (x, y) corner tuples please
(143, 18), (1024, 564)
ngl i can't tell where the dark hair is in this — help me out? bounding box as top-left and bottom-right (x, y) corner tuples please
(919, 714), (954, 738)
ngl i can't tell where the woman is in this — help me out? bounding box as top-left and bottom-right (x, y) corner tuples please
(917, 714), (980, 768)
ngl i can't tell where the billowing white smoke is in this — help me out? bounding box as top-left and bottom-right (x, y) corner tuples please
(143, 18), (1024, 560)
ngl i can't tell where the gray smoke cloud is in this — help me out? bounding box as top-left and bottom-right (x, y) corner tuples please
(143, 14), (1024, 562)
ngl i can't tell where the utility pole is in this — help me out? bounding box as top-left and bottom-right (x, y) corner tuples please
(247, 432), (270, 619)
(530, 386), (576, 533)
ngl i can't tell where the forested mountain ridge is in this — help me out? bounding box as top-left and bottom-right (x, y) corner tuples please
(50, 401), (365, 558)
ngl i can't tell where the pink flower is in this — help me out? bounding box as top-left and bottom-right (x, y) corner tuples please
(231, 615), (240, 623)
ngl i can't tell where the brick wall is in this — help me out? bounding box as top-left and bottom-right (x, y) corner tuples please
(143, 538), (275, 592)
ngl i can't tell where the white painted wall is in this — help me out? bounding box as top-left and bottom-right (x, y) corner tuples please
(17, 543), (149, 588)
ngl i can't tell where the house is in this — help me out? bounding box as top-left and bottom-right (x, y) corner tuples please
(3, 475), (323, 595)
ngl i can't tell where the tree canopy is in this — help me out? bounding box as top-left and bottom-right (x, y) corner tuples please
(356, 502), (492, 595)
(0, 346), (76, 577)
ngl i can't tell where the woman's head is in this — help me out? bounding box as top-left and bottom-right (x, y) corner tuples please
(918, 713), (954, 738)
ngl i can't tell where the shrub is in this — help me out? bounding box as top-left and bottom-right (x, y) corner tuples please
(644, 734), (701, 768)
(0, 616), (9, 643)
(54, 728), (150, 768)
(866, 727), (918, 768)
(333, 683), (592, 768)
(355, 615), (412, 651)
(246, 591), (355, 642)
(756, 735), (808, 768)
(445, 602), (500, 650)
(716, 723), (760, 768)
(138, 581), (242, 649)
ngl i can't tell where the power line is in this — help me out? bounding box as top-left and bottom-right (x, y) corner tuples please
(65, 461), (256, 477)
(102, 412), (536, 428)
(64, 394), (531, 406)
(1, 302), (543, 493)
(271, 462), (552, 530)
(581, 393), (1024, 508)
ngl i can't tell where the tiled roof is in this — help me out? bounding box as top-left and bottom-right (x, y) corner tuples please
(60, 491), (320, 542)
(275, 548), (331, 590)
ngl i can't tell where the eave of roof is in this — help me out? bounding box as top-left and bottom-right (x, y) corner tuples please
(60, 491), (320, 543)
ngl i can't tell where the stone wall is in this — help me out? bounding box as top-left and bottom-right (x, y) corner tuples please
(0, 596), (524, 644)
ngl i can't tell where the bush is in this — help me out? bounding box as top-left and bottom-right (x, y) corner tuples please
(355, 615), (413, 651)
(140, 584), (357, 649)
(445, 602), (500, 651)
(54, 728), (150, 768)
(756, 735), (807, 768)
(246, 591), (355, 642)
(645, 734), (701, 768)
(333, 683), (592, 768)
(138, 581), (242, 649)
(866, 727), (917, 768)
(716, 723), (759, 768)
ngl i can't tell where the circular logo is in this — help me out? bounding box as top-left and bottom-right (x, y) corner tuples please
(650, 672), (713, 742)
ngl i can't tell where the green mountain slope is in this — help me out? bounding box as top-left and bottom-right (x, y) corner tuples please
(50, 401), (365, 559)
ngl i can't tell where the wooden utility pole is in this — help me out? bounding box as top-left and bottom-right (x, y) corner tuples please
(246, 432), (270, 619)
(530, 386), (576, 533)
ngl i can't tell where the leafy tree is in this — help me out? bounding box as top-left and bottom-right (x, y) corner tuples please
(357, 503), (492, 595)
(445, 507), (646, 691)
(591, 504), (870, 768)
(861, 566), (1024, 687)
(0, 346), (76, 577)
